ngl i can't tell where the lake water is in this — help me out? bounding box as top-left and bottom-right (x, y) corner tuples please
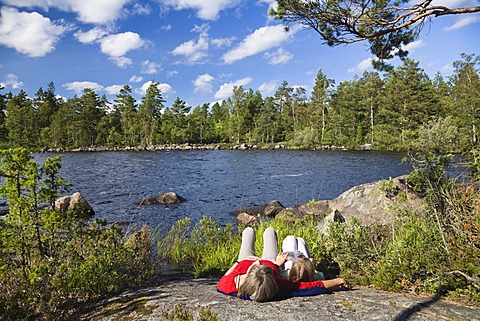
(33, 150), (411, 229)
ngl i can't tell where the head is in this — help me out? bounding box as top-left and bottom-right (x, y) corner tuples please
(238, 263), (279, 302)
(288, 256), (316, 282)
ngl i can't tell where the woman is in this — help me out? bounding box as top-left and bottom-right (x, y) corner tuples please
(217, 227), (350, 302)
(281, 235), (325, 282)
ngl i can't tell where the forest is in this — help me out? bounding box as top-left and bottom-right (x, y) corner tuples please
(0, 53), (479, 153)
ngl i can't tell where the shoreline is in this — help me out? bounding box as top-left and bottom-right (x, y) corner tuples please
(36, 143), (359, 153)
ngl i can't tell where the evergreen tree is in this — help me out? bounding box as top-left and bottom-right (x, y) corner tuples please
(0, 86), (7, 143)
(358, 71), (384, 145)
(244, 89), (263, 143)
(381, 59), (437, 149)
(273, 81), (294, 141)
(228, 86), (249, 144)
(77, 89), (106, 146)
(114, 85), (138, 146)
(187, 103), (211, 144)
(255, 96), (279, 144)
(5, 90), (38, 147)
(35, 82), (59, 131)
(170, 97), (191, 144)
(329, 79), (365, 147)
(311, 70), (335, 144)
(49, 98), (81, 148)
(138, 82), (165, 146)
(451, 53), (480, 150)
(210, 101), (230, 142)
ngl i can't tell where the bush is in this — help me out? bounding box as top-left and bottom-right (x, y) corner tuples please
(0, 148), (156, 320)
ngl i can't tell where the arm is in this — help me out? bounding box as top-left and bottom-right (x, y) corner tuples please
(223, 262), (238, 276)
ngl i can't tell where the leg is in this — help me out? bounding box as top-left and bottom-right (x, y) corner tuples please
(261, 227), (278, 261)
(282, 235), (298, 252)
(296, 237), (312, 259)
(282, 235), (297, 270)
(238, 227), (256, 260)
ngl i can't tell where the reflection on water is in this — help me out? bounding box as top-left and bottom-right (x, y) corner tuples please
(30, 150), (410, 229)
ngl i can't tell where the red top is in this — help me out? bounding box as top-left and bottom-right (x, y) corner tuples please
(217, 259), (326, 297)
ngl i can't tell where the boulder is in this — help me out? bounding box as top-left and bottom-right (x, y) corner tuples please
(235, 213), (259, 227)
(301, 175), (426, 226)
(316, 210), (345, 235)
(275, 207), (307, 222)
(55, 192), (95, 216)
(136, 192), (186, 205)
(327, 175), (425, 225)
(229, 200), (285, 217)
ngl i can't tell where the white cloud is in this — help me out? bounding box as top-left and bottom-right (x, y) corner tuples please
(158, 83), (175, 96)
(158, 0), (242, 20)
(258, 80), (278, 96)
(445, 13), (480, 30)
(110, 56), (132, 68)
(74, 27), (110, 44)
(348, 57), (374, 73)
(130, 75), (144, 83)
(2, 74), (24, 89)
(440, 63), (455, 75)
(211, 36), (236, 48)
(0, 7), (67, 57)
(99, 32), (144, 57)
(222, 25), (299, 64)
(63, 81), (104, 94)
(171, 32), (209, 64)
(104, 84), (124, 95)
(2, 0), (131, 24)
(132, 3), (151, 15)
(161, 24), (172, 31)
(167, 71), (179, 78)
(141, 60), (162, 74)
(263, 47), (293, 65)
(214, 77), (253, 99)
(136, 81), (175, 96)
(403, 40), (424, 52)
(193, 73), (215, 93)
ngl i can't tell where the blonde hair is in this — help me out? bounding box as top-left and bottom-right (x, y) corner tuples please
(288, 257), (316, 282)
(238, 265), (279, 302)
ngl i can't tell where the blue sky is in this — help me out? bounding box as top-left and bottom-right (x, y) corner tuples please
(0, 0), (479, 108)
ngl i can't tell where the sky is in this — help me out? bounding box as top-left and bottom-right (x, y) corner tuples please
(0, 0), (479, 108)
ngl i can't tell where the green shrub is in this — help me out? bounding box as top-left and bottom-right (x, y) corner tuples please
(158, 217), (240, 277)
(161, 304), (218, 321)
(0, 148), (156, 320)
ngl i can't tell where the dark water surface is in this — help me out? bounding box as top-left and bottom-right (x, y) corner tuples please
(33, 150), (411, 228)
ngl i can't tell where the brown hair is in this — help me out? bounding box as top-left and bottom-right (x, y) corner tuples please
(288, 257), (316, 282)
(238, 265), (279, 302)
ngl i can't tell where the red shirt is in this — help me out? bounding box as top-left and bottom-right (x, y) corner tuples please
(217, 259), (326, 298)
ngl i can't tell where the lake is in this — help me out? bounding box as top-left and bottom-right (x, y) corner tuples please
(33, 150), (411, 229)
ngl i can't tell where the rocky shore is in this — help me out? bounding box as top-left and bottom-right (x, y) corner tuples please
(80, 277), (480, 321)
(37, 142), (362, 153)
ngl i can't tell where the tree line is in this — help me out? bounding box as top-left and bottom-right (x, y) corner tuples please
(0, 53), (478, 153)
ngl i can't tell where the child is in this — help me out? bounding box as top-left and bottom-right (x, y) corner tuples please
(281, 235), (325, 282)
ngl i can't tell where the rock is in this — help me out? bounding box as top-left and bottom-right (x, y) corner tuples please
(316, 210), (346, 235)
(80, 278), (480, 321)
(229, 200), (285, 217)
(264, 200), (285, 217)
(295, 175), (426, 226)
(235, 213), (259, 226)
(55, 192), (95, 216)
(297, 200), (330, 218)
(327, 175), (425, 225)
(136, 192), (186, 205)
(275, 207), (306, 222)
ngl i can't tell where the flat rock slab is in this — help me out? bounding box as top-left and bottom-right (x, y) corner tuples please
(81, 278), (479, 321)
